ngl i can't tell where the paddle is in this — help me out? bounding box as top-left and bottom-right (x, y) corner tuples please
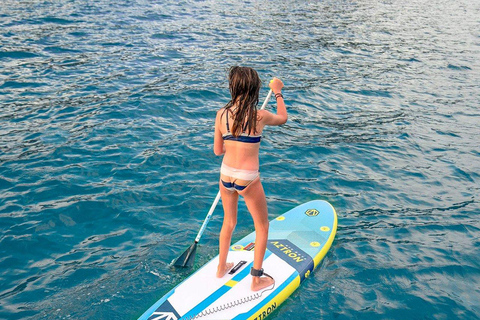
(173, 89), (273, 268)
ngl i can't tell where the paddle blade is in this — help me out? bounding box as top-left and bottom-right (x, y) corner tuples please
(173, 243), (197, 268)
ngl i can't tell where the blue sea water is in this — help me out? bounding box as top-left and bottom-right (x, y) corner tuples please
(1, 0), (479, 319)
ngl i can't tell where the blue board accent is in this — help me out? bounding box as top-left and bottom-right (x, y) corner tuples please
(147, 299), (181, 320)
(138, 289), (177, 320)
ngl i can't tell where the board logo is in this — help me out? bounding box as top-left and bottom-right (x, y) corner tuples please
(270, 241), (307, 263)
(150, 300), (181, 320)
(149, 311), (178, 320)
(252, 302), (277, 320)
(305, 208), (319, 217)
(268, 240), (315, 281)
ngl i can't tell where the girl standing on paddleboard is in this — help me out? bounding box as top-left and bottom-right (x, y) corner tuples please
(213, 66), (287, 291)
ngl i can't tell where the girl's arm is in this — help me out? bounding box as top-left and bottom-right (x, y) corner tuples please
(260, 78), (287, 126)
(214, 109), (226, 155)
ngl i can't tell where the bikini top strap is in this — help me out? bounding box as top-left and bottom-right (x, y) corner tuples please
(242, 120), (249, 133)
(225, 109), (230, 132)
(225, 108), (250, 134)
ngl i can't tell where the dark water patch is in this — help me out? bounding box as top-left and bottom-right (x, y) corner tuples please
(41, 17), (79, 25)
(343, 88), (393, 98)
(0, 51), (41, 60)
(447, 63), (472, 70)
(0, 81), (47, 89)
(43, 46), (81, 54)
(0, 275), (41, 300)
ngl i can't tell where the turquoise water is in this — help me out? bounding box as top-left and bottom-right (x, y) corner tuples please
(1, 0), (479, 319)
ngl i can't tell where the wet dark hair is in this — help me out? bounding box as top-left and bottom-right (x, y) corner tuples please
(224, 66), (261, 137)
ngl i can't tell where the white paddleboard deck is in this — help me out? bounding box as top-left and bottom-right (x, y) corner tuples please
(139, 200), (337, 320)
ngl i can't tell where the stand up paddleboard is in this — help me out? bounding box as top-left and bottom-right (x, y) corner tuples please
(139, 200), (337, 320)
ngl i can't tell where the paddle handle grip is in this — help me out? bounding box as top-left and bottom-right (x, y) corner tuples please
(195, 190), (221, 242)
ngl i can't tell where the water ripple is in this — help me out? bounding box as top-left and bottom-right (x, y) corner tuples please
(1, 0), (480, 319)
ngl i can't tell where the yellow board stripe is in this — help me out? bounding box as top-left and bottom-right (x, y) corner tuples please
(225, 280), (238, 287)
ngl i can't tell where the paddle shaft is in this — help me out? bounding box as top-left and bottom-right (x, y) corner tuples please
(194, 191), (221, 242)
(193, 89), (273, 243)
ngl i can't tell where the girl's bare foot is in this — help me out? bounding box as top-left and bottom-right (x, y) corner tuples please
(216, 262), (234, 278)
(251, 275), (274, 291)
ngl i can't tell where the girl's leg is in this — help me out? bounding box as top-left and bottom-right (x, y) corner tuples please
(217, 179), (239, 278)
(240, 177), (274, 291)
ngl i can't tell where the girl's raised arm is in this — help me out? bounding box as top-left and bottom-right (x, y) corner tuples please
(260, 78), (287, 126)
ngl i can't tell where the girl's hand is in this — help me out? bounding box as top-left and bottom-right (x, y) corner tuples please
(269, 77), (284, 94)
